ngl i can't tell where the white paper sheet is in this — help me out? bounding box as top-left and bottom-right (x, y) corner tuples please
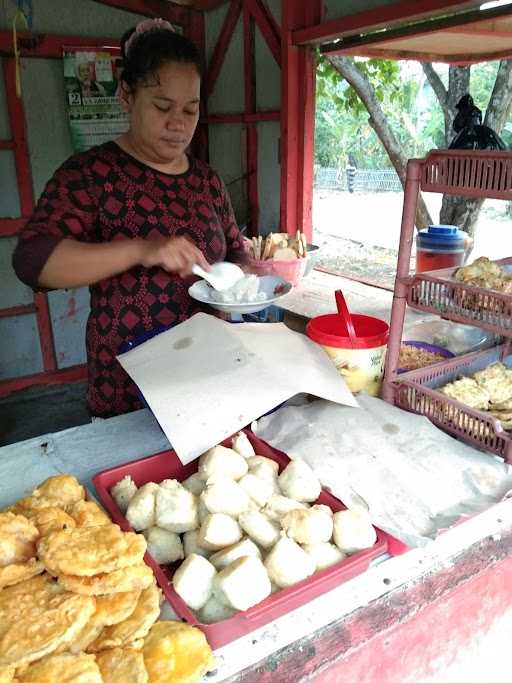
(254, 396), (512, 547)
(117, 313), (358, 464)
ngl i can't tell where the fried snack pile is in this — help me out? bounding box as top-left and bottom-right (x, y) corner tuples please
(398, 344), (447, 371)
(454, 256), (512, 294)
(441, 362), (512, 430)
(0, 475), (214, 682)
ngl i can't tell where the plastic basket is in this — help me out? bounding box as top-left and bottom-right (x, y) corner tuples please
(420, 150), (512, 200)
(389, 344), (512, 462)
(407, 257), (512, 336)
(245, 256), (307, 287)
(93, 431), (391, 649)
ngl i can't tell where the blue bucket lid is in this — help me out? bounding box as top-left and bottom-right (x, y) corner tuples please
(417, 224), (466, 248)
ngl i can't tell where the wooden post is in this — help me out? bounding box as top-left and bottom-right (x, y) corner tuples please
(280, 1), (322, 242)
(243, 4), (258, 237)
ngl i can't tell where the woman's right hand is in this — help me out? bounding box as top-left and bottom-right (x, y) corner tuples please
(140, 236), (210, 278)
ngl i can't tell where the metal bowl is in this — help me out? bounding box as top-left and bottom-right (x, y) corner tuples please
(304, 244), (321, 277)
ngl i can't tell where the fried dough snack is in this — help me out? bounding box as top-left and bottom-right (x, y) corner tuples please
(10, 476), (85, 517)
(440, 376), (490, 411)
(33, 476), (86, 507)
(0, 558), (44, 590)
(143, 621), (214, 683)
(89, 584), (161, 652)
(473, 362), (512, 405)
(69, 501), (111, 528)
(38, 525), (146, 577)
(0, 666), (15, 683)
(15, 652), (102, 683)
(96, 647), (148, 683)
(29, 508), (76, 538)
(0, 513), (39, 566)
(58, 564), (154, 596)
(0, 575), (95, 668)
(94, 590), (142, 626)
(61, 613), (107, 656)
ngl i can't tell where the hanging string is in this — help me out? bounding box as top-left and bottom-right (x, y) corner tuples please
(12, 7), (28, 97)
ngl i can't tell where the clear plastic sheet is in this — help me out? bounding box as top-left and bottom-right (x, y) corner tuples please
(254, 395), (512, 547)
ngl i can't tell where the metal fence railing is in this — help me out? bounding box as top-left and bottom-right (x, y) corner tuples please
(315, 167), (403, 192)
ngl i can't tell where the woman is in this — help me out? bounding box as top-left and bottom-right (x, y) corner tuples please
(13, 19), (247, 418)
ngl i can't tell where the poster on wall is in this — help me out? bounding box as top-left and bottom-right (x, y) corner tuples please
(62, 47), (128, 152)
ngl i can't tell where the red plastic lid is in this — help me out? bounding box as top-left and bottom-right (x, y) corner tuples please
(306, 313), (389, 350)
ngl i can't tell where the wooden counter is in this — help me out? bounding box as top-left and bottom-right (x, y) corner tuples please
(2, 409), (512, 682)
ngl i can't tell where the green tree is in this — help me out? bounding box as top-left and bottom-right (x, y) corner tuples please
(318, 55), (512, 235)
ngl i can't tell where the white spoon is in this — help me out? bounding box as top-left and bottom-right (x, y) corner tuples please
(192, 262), (245, 291)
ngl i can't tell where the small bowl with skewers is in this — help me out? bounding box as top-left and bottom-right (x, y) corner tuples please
(246, 231), (308, 287)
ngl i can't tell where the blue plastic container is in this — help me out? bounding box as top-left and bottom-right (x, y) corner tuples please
(416, 224), (467, 272)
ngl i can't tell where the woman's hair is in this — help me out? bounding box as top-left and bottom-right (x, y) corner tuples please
(120, 22), (202, 92)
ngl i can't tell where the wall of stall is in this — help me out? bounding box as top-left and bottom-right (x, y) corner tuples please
(0, 0), (398, 386)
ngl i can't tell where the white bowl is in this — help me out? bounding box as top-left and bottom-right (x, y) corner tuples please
(188, 275), (292, 314)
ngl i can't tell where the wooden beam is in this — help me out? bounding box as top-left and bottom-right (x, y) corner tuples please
(4, 60), (33, 221)
(449, 25), (512, 38)
(0, 31), (119, 58)
(321, 3), (512, 57)
(34, 293), (58, 374)
(0, 139), (15, 150)
(204, 0), (242, 98)
(0, 218), (27, 237)
(0, 365), (87, 399)
(335, 46), (512, 65)
(243, 4), (258, 237)
(189, 9), (209, 162)
(89, 0), (191, 25)
(0, 304), (36, 318)
(194, 0), (229, 8)
(293, 0), (482, 45)
(280, 1), (321, 242)
(4, 59), (57, 374)
(202, 110), (279, 124)
(246, 0), (281, 66)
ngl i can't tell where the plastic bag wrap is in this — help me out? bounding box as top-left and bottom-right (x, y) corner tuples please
(449, 94), (507, 151)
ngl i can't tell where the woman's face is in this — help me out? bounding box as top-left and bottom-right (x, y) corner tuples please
(122, 61), (200, 165)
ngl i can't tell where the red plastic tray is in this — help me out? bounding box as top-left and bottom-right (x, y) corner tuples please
(93, 431), (390, 649)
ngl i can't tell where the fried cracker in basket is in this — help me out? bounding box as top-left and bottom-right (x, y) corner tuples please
(440, 376), (490, 411)
(38, 525), (146, 577)
(452, 257), (512, 316)
(473, 362), (512, 405)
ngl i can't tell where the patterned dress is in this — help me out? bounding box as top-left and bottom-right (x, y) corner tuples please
(13, 141), (246, 417)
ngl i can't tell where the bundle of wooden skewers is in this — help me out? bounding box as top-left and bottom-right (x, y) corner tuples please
(250, 231), (308, 261)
